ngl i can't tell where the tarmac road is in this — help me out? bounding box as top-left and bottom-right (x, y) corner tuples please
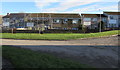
(19, 45), (118, 68)
(1, 35), (119, 68)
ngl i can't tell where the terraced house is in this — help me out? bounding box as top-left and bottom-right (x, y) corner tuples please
(81, 14), (107, 30)
(2, 11), (119, 31)
(103, 11), (120, 28)
(2, 13), (81, 30)
(2, 13), (26, 30)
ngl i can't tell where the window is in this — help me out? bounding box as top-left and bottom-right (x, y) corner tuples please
(102, 18), (107, 23)
(64, 28), (67, 30)
(72, 19), (78, 24)
(114, 24), (116, 27)
(119, 15), (120, 19)
(92, 18), (97, 21)
(111, 24), (114, 27)
(110, 16), (114, 19)
(4, 18), (9, 22)
(109, 24), (111, 27)
(83, 18), (91, 21)
(102, 18), (107, 22)
(56, 20), (60, 23)
(63, 19), (68, 23)
(53, 19), (60, 23)
(72, 28), (78, 30)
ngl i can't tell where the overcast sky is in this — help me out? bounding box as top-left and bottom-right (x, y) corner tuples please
(1, 0), (119, 15)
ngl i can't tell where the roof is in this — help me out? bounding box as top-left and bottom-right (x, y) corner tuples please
(2, 13), (28, 18)
(81, 14), (107, 17)
(9, 13), (28, 18)
(3, 13), (80, 18)
(2, 15), (10, 18)
(28, 13), (80, 18)
(0, 15), (2, 24)
(103, 11), (120, 15)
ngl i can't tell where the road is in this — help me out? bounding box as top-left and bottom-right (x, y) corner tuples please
(1, 35), (118, 46)
(1, 36), (119, 68)
(19, 45), (118, 68)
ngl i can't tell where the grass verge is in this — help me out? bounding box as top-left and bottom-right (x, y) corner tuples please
(2, 46), (90, 68)
(1, 30), (119, 40)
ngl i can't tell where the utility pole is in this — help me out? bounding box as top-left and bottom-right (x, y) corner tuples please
(81, 15), (85, 33)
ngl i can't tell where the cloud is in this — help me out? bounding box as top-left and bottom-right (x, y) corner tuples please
(34, 0), (60, 8)
(35, 0), (101, 12)
(34, 0), (119, 13)
(1, 0), (35, 2)
(1, 0), (119, 2)
(102, 5), (118, 11)
(70, 3), (118, 14)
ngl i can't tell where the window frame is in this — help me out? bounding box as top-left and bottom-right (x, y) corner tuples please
(92, 18), (97, 21)
(53, 19), (60, 23)
(83, 18), (91, 22)
(72, 19), (78, 24)
(63, 19), (68, 24)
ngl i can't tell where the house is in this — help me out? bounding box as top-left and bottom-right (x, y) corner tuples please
(49, 13), (81, 30)
(25, 13), (81, 30)
(2, 12), (119, 32)
(103, 11), (120, 28)
(2, 13), (28, 30)
(2, 13), (81, 30)
(0, 15), (3, 30)
(2, 14), (10, 29)
(81, 14), (107, 30)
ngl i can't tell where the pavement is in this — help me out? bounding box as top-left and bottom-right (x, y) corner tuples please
(1, 35), (119, 46)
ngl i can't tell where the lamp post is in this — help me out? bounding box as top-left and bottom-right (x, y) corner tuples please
(49, 13), (52, 29)
(99, 9), (101, 32)
(81, 15), (86, 33)
(81, 14), (83, 25)
(37, 13), (40, 34)
(81, 15), (84, 26)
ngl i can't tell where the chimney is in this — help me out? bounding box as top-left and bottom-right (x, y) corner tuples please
(7, 13), (9, 15)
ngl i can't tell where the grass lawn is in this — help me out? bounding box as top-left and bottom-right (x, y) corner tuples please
(2, 46), (91, 68)
(1, 30), (119, 40)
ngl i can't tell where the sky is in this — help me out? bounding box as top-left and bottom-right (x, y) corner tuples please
(0, 0), (119, 15)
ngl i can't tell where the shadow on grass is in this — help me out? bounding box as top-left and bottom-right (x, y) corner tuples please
(2, 45), (92, 69)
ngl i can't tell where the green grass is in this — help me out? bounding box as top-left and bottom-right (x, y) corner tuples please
(1, 30), (119, 40)
(2, 46), (90, 68)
